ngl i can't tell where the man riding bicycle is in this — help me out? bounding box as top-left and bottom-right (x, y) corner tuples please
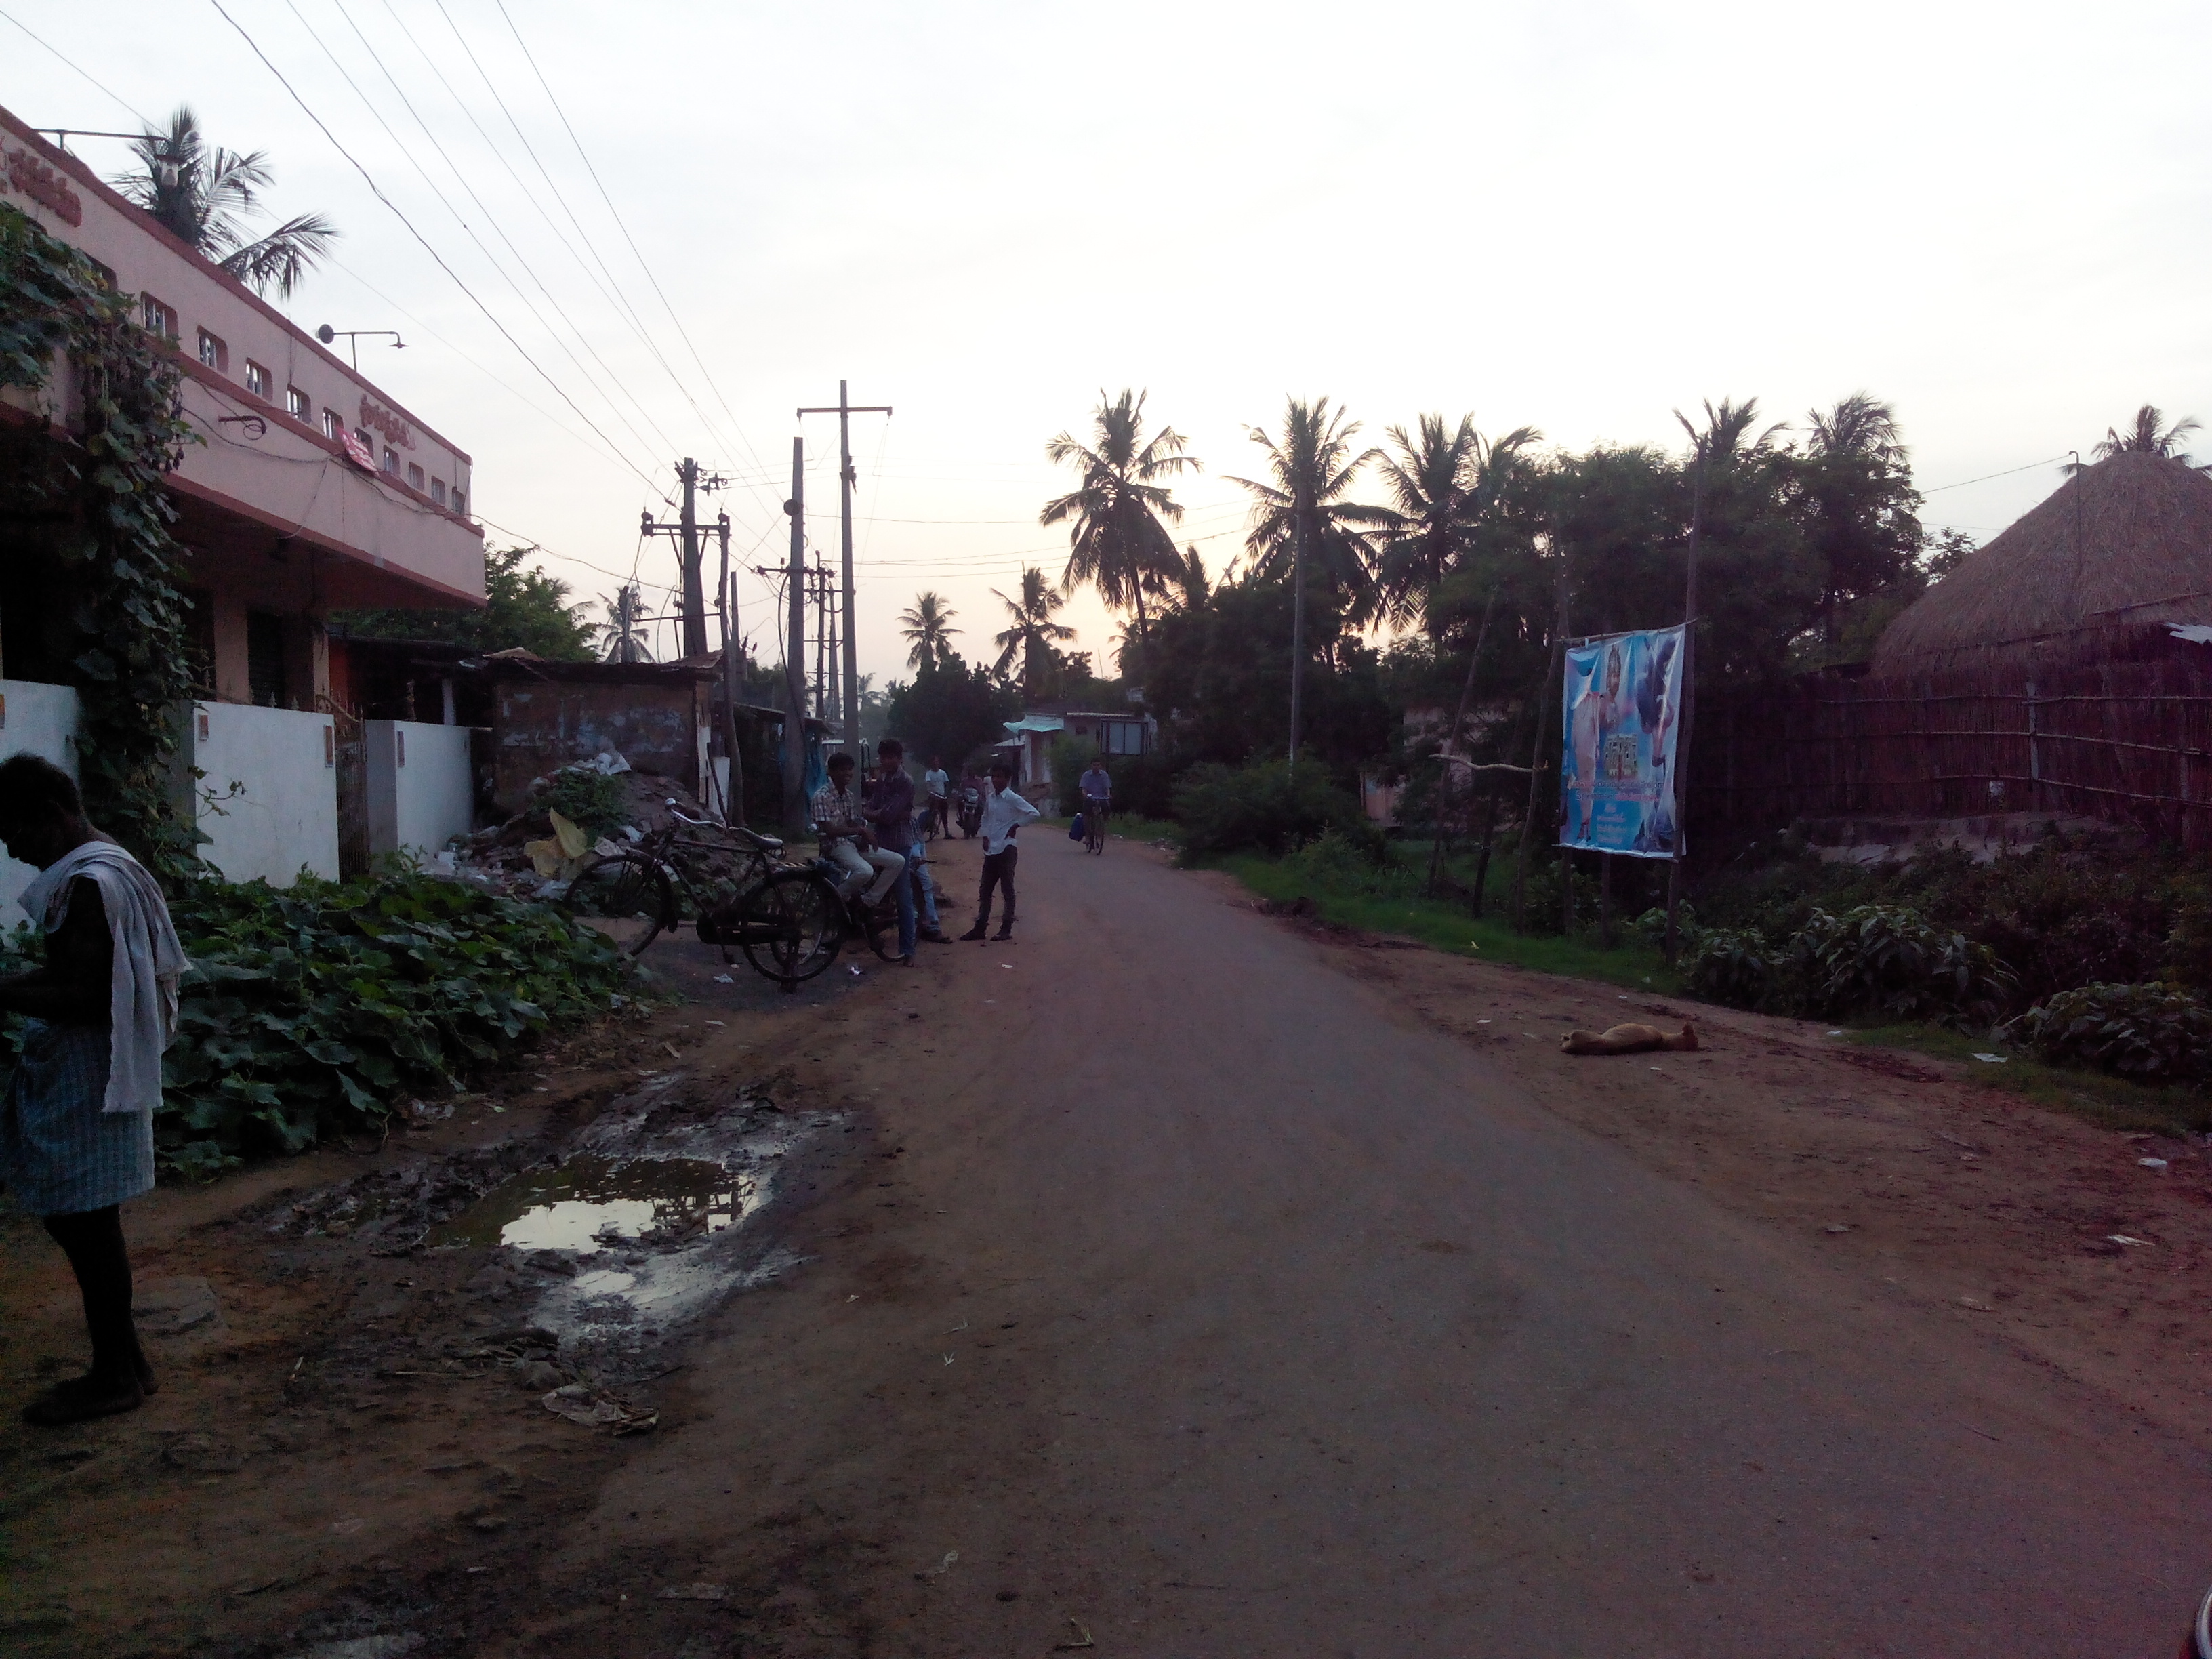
(1078, 756), (1112, 844)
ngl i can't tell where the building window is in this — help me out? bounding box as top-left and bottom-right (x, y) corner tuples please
(140, 294), (178, 339)
(451, 489), (466, 518)
(245, 361), (271, 398)
(430, 478), (447, 507)
(406, 462), (424, 491)
(197, 329), (228, 373)
(322, 409), (342, 442)
(246, 611), (287, 708)
(381, 446), (398, 474)
(287, 386), (310, 422)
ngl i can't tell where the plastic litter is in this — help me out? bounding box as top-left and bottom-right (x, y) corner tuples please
(542, 1383), (657, 1433)
(2108, 1234), (2153, 1246)
(1971, 1052), (2007, 1064)
(712, 975), (733, 985)
(2139, 1157), (2169, 1169)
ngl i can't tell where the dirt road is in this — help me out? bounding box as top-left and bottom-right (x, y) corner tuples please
(5, 832), (2208, 1655)
(573, 833), (2212, 1655)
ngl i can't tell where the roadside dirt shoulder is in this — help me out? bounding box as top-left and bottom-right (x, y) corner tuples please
(1216, 885), (2212, 1452)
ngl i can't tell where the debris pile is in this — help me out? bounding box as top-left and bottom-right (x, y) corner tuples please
(443, 750), (720, 898)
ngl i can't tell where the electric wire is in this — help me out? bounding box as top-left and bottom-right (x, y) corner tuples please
(205, 0), (672, 500)
(371, 0), (751, 500)
(314, 0), (691, 469)
(491, 0), (780, 519)
(279, 0), (679, 479)
(0, 6), (155, 125)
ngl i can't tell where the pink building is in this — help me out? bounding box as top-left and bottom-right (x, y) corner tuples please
(0, 106), (487, 883)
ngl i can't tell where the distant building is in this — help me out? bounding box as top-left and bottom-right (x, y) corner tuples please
(0, 107), (486, 886)
(996, 706), (1157, 791)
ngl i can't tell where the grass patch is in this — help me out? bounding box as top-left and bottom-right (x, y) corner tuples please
(1845, 1024), (2210, 1135)
(1037, 813), (1181, 846)
(1217, 850), (1683, 995)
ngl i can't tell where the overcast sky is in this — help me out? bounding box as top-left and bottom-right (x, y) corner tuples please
(6, 0), (2209, 690)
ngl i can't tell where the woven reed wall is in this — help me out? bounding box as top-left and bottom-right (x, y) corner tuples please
(1692, 660), (2212, 848)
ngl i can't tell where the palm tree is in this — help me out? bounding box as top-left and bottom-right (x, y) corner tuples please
(1673, 396), (1788, 470)
(1372, 413), (1541, 634)
(1041, 389), (1200, 665)
(2087, 405), (2205, 468)
(113, 106), (337, 298)
(991, 567), (1076, 695)
(1805, 392), (1904, 463)
(598, 584), (653, 663)
(1228, 396), (1393, 632)
(1166, 544), (1210, 613)
(897, 591), (961, 670)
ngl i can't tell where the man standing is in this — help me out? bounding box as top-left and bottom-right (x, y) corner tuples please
(960, 760), (1040, 942)
(811, 752), (904, 907)
(0, 755), (188, 1426)
(922, 756), (951, 838)
(865, 739), (920, 963)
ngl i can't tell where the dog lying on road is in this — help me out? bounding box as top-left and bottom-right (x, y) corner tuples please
(1561, 1021), (1700, 1056)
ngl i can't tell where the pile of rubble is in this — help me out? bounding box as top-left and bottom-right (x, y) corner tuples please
(441, 752), (720, 899)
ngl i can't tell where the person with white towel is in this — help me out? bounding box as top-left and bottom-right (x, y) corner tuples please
(0, 754), (188, 1426)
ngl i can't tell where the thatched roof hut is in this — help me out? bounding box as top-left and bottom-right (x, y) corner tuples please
(1873, 451), (2212, 675)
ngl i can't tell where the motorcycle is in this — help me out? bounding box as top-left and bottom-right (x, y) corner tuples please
(956, 784), (983, 838)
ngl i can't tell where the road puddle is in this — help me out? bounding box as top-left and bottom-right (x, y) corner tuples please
(429, 1155), (762, 1254)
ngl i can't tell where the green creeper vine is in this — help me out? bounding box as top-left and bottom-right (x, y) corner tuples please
(0, 203), (201, 882)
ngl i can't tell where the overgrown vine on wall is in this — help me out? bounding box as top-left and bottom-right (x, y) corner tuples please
(0, 203), (201, 881)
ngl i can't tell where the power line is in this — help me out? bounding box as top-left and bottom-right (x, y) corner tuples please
(319, 0), (691, 466)
(0, 7), (154, 125)
(375, 0), (758, 522)
(206, 0), (672, 500)
(1921, 454), (2072, 494)
(280, 0), (681, 476)
(491, 0), (780, 519)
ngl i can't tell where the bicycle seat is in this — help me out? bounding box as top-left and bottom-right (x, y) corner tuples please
(733, 826), (783, 852)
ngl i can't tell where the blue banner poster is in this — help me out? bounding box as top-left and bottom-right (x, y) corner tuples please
(1559, 625), (1686, 857)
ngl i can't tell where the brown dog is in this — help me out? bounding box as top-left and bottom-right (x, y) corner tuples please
(1561, 1021), (1699, 1056)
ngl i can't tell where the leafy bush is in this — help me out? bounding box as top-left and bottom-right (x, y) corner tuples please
(2005, 983), (2212, 1082)
(537, 768), (630, 841)
(1796, 904), (2011, 1026)
(1048, 735), (1182, 821)
(1273, 827), (1421, 898)
(0, 864), (634, 1178)
(1687, 926), (1776, 1008)
(1172, 758), (1375, 860)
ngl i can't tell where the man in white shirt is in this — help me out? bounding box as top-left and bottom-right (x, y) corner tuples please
(922, 756), (951, 838)
(958, 760), (1040, 941)
(810, 752), (903, 905)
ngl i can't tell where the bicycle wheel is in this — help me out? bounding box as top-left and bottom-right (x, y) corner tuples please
(735, 869), (845, 985)
(561, 853), (673, 958)
(859, 888), (902, 960)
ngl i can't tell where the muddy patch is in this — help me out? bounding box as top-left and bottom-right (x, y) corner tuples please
(264, 1072), (847, 1379)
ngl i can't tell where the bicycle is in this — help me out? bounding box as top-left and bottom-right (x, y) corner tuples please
(1082, 798), (1109, 855)
(558, 806), (902, 990)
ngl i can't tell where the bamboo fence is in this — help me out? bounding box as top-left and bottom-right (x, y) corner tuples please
(1692, 659), (2212, 848)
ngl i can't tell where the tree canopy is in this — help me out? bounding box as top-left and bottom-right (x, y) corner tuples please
(334, 545), (595, 661)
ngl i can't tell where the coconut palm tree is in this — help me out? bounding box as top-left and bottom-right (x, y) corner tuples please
(1372, 413), (1541, 634)
(897, 591), (960, 670)
(598, 584), (653, 663)
(113, 106), (337, 298)
(2089, 405), (2205, 468)
(1228, 396), (1392, 632)
(1805, 392), (1904, 463)
(991, 567), (1076, 694)
(1673, 396), (1788, 470)
(1041, 389), (1198, 664)
(1166, 544), (1210, 613)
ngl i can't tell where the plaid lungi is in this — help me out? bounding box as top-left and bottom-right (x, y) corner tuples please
(0, 1019), (150, 1216)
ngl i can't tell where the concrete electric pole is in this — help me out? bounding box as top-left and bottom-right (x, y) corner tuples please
(781, 438), (810, 838)
(796, 382), (890, 741)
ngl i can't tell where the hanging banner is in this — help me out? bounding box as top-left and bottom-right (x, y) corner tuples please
(1559, 624), (1686, 857)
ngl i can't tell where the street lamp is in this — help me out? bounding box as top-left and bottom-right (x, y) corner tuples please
(314, 323), (406, 372)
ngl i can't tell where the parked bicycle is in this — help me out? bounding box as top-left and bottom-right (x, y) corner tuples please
(558, 805), (901, 990)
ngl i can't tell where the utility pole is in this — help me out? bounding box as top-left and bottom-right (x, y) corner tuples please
(1662, 455), (1705, 964)
(1288, 504), (1307, 773)
(642, 459), (726, 661)
(781, 439), (809, 837)
(715, 510), (743, 825)
(797, 382), (891, 740)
